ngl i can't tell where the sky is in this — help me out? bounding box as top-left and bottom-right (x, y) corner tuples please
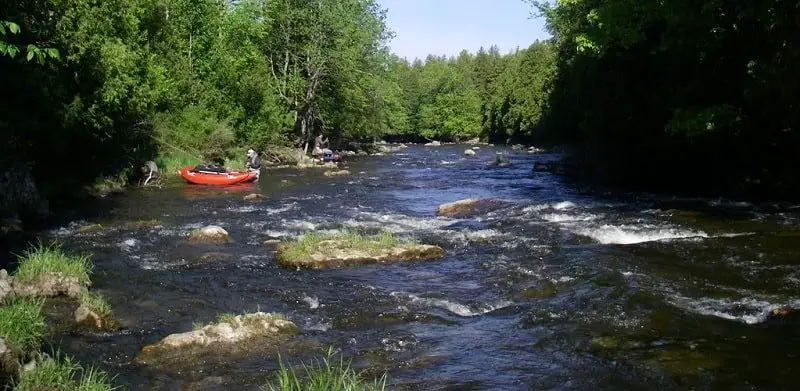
(376, 0), (551, 61)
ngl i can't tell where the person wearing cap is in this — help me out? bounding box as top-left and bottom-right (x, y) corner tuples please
(245, 149), (261, 180)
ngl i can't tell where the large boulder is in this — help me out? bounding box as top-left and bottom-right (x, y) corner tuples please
(436, 198), (505, 218)
(186, 225), (232, 243)
(134, 312), (299, 369)
(276, 241), (444, 269)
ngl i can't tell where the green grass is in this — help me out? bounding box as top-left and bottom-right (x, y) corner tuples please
(155, 153), (200, 175)
(79, 291), (112, 319)
(12, 241), (92, 286)
(13, 350), (118, 391)
(0, 298), (45, 351)
(87, 167), (132, 196)
(276, 231), (406, 263)
(263, 347), (386, 391)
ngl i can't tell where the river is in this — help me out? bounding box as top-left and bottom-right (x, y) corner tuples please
(32, 144), (800, 390)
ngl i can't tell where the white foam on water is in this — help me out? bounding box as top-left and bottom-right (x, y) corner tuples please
(304, 319), (331, 331)
(553, 201), (577, 210)
(227, 205), (260, 213)
(262, 230), (291, 238)
(573, 224), (708, 245)
(666, 295), (800, 324)
(392, 292), (512, 317)
(117, 238), (140, 253)
(302, 294), (320, 309)
(265, 203), (299, 215)
(281, 219), (318, 231)
(342, 212), (454, 234)
(540, 213), (599, 223)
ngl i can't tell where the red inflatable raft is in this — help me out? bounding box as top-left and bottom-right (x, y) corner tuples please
(179, 166), (259, 186)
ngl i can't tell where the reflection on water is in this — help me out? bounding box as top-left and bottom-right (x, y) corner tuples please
(36, 144), (800, 390)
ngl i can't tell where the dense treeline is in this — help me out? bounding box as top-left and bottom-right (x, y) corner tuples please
(1, 0), (397, 212)
(387, 43), (555, 144)
(531, 0), (800, 200)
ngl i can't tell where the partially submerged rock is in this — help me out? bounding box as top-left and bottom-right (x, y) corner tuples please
(74, 304), (118, 331)
(324, 170), (350, 177)
(120, 219), (161, 229)
(464, 149), (476, 156)
(134, 312), (299, 368)
(436, 198), (505, 218)
(75, 223), (104, 234)
(186, 225), (232, 243)
(194, 252), (234, 264)
(243, 193), (265, 201)
(424, 141), (441, 147)
(486, 153), (512, 168)
(276, 240), (444, 269)
(261, 237), (282, 249)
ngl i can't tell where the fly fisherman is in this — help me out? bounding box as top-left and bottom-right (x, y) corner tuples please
(245, 149), (261, 180)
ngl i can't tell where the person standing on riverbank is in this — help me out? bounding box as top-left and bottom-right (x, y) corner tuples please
(313, 133), (329, 159)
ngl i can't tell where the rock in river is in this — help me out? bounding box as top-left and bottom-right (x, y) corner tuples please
(134, 312), (299, 368)
(436, 198), (505, 218)
(324, 169), (350, 177)
(275, 240), (444, 269)
(186, 225), (232, 243)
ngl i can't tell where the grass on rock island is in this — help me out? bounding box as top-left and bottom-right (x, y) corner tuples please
(12, 241), (92, 286)
(276, 231), (404, 263)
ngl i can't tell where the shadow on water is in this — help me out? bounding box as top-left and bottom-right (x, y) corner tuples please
(13, 144), (800, 390)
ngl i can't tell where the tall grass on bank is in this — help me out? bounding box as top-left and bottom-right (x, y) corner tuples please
(12, 241), (92, 285)
(276, 230), (403, 264)
(0, 298), (45, 351)
(263, 347), (386, 391)
(155, 153), (199, 175)
(13, 350), (118, 391)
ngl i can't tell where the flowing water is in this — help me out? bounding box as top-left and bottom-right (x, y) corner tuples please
(26, 145), (800, 390)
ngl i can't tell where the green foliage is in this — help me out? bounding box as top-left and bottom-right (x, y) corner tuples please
(13, 350), (118, 391)
(12, 241), (92, 286)
(263, 347), (386, 391)
(532, 0), (800, 199)
(0, 298), (45, 351)
(0, 20), (59, 63)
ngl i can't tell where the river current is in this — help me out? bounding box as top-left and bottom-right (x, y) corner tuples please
(30, 144), (800, 390)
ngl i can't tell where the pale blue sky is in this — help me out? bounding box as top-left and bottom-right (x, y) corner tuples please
(376, 0), (551, 61)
